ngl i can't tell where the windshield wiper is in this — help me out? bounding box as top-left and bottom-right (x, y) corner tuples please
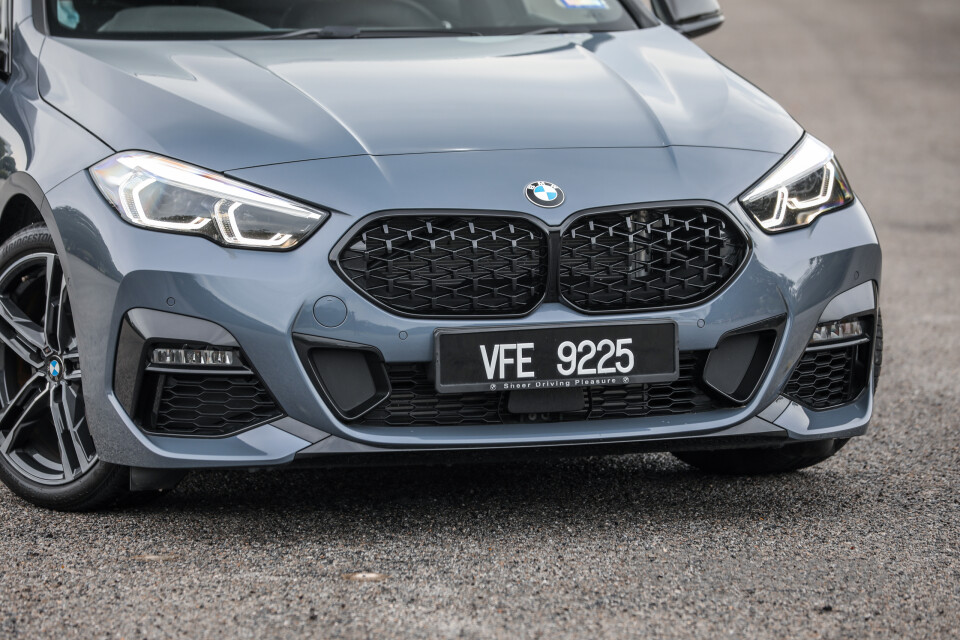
(356, 29), (482, 38)
(251, 26), (362, 39)
(252, 27), (481, 40)
(511, 27), (594, 35)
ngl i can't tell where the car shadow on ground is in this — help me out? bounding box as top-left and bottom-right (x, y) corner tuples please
(112, 452), (866, 543)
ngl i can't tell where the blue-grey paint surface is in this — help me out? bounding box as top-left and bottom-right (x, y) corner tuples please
(37, 27), (802, 171)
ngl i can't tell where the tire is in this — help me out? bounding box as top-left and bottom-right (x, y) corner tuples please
(0, 224), (164, 510)
(672, 438), (850, 475)
(873, 311), (883, 387)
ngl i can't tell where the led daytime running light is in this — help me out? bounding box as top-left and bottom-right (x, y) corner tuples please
(152, 348), (236, 366)
(810, 320), (864, 344)
(760, 161), (837, 230)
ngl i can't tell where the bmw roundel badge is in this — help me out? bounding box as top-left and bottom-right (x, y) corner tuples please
(524, 181), (564, 208)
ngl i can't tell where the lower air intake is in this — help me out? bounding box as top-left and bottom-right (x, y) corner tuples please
(783, 343), (869, 410)
(355, 352), (726, 427)
(144, 373), (282, 437)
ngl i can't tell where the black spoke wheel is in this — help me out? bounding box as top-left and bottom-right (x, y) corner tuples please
(0, 224), (157, 511)
(0, 251), (96, 484)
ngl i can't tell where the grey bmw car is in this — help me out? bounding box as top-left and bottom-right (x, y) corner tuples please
(0, 0), (882, 510)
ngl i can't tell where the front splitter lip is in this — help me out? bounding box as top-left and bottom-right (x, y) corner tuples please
(338, 409), (756, 449)
(293, 390), (874, 463)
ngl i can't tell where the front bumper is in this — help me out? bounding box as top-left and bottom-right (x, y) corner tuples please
(44, 146), (881, 469)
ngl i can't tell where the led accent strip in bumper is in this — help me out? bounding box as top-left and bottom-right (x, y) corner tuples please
(810, 320), (864, 344)
(152, 348), (236, 367)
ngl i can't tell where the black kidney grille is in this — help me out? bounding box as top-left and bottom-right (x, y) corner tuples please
(337, 216), (548, 316)
(560, 207), (747, 312)
(148, 373), (282, 437)
(356, 353), (724, 427)
(784, 345), (864, 410)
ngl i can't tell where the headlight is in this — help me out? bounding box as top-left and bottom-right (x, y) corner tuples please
(90, 152), (327, 249)
(740, 135), (853, 232)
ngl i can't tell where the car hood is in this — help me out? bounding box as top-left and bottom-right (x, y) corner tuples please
(39, 27), (802, 172)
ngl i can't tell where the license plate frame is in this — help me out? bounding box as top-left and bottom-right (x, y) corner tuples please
(434, 321), (679, 393)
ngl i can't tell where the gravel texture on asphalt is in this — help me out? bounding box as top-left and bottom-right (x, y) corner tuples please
(2, 0), (958, 638)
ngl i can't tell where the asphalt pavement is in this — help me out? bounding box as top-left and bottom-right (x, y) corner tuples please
(1, 0), (958, 638)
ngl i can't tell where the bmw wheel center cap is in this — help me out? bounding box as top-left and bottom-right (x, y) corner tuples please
(525, 181), (565, 208)
(48, 357), (63, 380)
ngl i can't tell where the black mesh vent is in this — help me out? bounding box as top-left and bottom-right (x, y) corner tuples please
(356, 353), (725, 427)
(361, 363), (504, 427)
(336, 216), (548, 316)
(146, 373), (282, 437)
(559, 207), (747, 312)
(783, 345), (865, 410)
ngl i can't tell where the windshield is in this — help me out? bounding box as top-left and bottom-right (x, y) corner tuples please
(48, 0), (646, 39)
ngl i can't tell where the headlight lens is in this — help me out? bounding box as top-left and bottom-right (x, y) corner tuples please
(740, 135), (853, 232)
(90, 152), (327, 249)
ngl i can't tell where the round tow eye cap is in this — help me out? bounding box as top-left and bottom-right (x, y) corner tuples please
(313, 296), (348, 328)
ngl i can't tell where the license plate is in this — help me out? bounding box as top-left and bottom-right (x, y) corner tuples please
(434, 322), (678, 393)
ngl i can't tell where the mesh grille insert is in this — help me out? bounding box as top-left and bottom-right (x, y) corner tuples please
(356, 353), (725, 427)
(559, 207), (747, 312)
(147, 373), (282, 437)
(783, 344), (864, 410)
(336, 216), (548, 316)
(336, 208), (747, 318)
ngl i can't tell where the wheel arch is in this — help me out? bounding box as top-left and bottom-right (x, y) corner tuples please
(0, 170), (72, 259)
(0, 192), (44, 242)
(0, 170), (48, 227)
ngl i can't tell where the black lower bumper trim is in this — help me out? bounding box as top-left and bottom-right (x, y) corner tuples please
(288, 433), (790, 469)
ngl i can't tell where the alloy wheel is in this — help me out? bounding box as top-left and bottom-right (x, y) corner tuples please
(0, 251), (95, 485)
